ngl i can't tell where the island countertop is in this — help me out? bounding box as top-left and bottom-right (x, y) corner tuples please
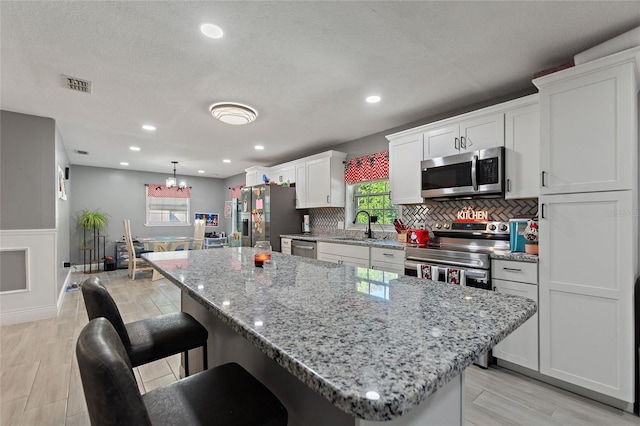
(143, 248), (536, 421)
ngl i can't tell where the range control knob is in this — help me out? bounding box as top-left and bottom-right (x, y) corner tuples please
(499, 223), (508, 232)
(435, 223), (442, 229)
(488, 224), (497, 231)
(443, 223), (450, 229)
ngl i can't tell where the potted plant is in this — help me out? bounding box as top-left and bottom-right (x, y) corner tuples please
(78, 209), (109, 232)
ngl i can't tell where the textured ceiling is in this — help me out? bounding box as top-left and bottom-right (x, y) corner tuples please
(1, 1), (639, 179)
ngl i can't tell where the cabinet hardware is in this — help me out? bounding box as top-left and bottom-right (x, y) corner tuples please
(503, 267), (522, 272)
(326, 195), (330, 203)
(507, 179), (511, 192)
(454, 137), (459, 150)
(460, 136), (466, 149)
(541, 171), (546, 187)
(383, 253), (394, 257)
(541, 203), (546, 219)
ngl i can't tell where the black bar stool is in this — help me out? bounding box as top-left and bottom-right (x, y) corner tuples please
(81, 277), (207, 376)
(77, 318), (288, 426)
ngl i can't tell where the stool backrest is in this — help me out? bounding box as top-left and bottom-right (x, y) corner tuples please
(81, 277), (133, 352)
(76, 318), (151, 426)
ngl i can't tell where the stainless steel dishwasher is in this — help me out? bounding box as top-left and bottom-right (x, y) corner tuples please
(291, 239), (317, 259)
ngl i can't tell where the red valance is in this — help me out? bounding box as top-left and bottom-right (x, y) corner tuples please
(147, 184), (191, 198)
(344, 150), (389, 184)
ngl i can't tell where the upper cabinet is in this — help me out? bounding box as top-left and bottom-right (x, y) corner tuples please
(424, 113), (505, 159)
(504, 95), (540, 199)
(245, 166), (270, 187)
(534, 48), (639, 195)
(270, 162), (296, 184)
(295, 151), (347, 209)
(388, 133), (423, 204)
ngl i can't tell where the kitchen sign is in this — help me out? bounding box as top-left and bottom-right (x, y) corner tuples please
(456, 205), (489, 222)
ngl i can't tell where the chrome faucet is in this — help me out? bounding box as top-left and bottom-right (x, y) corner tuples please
(353, 210), (373, 239)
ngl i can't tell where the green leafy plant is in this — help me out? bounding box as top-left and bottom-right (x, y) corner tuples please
(78, 209), (109, 231)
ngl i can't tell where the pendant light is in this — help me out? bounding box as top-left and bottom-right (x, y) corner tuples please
(166, 161), (189, 190)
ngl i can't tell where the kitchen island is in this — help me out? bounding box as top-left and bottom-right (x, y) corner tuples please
(143, 248), (536, 425)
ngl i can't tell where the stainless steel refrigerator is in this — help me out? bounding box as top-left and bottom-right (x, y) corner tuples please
(240, 185), (304, 252)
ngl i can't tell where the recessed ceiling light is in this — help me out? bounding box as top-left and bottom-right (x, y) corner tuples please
(142, 124), (156, 131)
(129, 146), (141, 151)
(366, 95), (381, 103)
(120, 162), (129, 166)
(198, 170), (205, 174)
(200, 23), (224, 39)
(254, 145), (264, 150)
(210, 102), (258, 125)
(223, 159), (231, 163)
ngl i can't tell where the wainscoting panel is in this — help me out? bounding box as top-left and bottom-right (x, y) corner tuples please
(0, 229), (59, 324)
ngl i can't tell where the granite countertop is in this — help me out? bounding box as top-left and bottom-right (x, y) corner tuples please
(143, 248), (536, 421)
(281, 233), (405, 250)
(490, 251), (539, 263)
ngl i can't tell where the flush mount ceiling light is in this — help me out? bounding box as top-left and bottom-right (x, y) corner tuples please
(166, 161), (189, 190)
(200, 23), (224, 39)
(210, 102), (258, 125)
(142, 124), (156, 131)
(366, 95), (381, 103)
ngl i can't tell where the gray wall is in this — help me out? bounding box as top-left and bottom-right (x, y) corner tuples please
(69, 166), (227, 265)
(1, 111), (56, 229)
(222, 174), (246, 236)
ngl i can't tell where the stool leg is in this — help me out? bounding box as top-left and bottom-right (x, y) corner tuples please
(202, 343), (208, 371)
(184, 350), (189, 377)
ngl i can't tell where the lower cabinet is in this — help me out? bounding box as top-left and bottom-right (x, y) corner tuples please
(317, 242), (405, 273)
(281, 238), (292, 255)
(317, 242), (369, 268)
(491, 260), (539, 371)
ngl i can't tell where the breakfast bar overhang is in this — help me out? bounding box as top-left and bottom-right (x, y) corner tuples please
(143, 248), (536, 425)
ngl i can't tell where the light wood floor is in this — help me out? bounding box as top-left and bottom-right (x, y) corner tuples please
(1, 269), (638, 425)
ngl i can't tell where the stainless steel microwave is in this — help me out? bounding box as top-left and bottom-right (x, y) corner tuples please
(420, 147), (505, 200)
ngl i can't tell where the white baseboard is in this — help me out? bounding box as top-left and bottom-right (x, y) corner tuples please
(56, 269), (72, 310)
(0, 304), (59, 325)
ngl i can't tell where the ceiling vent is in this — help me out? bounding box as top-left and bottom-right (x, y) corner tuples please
(62, 75), (92, 93)
(75, 150), (89, 155)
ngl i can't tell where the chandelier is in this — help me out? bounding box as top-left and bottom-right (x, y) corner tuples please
(166, 161), (188, 190)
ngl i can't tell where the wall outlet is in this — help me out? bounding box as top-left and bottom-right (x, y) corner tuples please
(337, 221), (344, 229)
(63, 262), (71, 268)
(416, 222), (425, 230)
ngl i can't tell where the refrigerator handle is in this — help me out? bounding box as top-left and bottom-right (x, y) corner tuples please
(242, 219), (249, 236)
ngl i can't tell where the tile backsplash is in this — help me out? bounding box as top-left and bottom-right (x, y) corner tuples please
(309, 199), (538, 236)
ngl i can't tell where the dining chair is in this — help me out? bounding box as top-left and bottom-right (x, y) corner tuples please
(123, 219), (154, 280)
(77, 318), (288, 426)
(81, 277), (208, 376)
(192, 219), (206, 250)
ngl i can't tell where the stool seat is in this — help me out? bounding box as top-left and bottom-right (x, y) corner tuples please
(143, 362), (288, 426)
(125, 313), (208, 368)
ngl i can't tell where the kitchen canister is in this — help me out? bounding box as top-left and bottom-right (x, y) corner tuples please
(302, 215), (310, 233)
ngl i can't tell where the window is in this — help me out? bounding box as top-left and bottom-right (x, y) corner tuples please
(350, 180), (398, 227)
(145, 185), (191, 226)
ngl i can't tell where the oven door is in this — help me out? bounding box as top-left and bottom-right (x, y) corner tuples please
(420, 147), (504, 199)
(404, 259), (491, 290)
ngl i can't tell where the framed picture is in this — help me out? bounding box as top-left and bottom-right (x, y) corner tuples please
(195, 212), (219, 227)
(58, 165), (67, 200)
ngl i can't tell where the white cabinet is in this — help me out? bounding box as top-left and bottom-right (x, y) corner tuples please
(370, 247), (405, 274)
(538, 191), (635, 401)
(424, 113), (505, 159)
(317, 242), (369, 268)
(534, 50), (637, 195)
(245, 166), (270, 187)
(271, 163), (296, 184)
(295, 151), (346, 209)
(492, 260), (539, 371)
(504, 97), (540, 199)
(281, 238), (292, 255)
(388, 133), (423, 204)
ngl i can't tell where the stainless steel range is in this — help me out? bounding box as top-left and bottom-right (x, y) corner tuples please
(404, 221), (510, 368)
(404, 221), (510, 290)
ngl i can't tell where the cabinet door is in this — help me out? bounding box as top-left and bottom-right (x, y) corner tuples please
(459, 113), (505, 152)
(505, 103), (540, 199)
(306, 157), (331, 207)
(274, 166), (295, 184)
(492, 279), (539, 371)
(389, 134), (423, 204)
(341, 256), (370, 268)
(539, 63), (636, 194)
(295, 163), (307, 209)
(245, 170), (257, 187)
(539, 191), (634, 401)
(424, 125), (459, 158)
(281, 238), (292, 255)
